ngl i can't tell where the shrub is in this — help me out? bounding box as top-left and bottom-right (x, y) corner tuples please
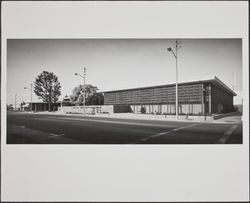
(233, 106), (238, 112)
(140, 106), (146, 114)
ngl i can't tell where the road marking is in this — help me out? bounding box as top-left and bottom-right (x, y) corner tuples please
(19, 126), (25, 128)
(158, 132), (166, 135)
(35, 117), (181, 128)
(169, 124), (199, 134)
(48, 133), (64, 139)
(216, 124), (239, 144)
(130, 123), (201, 143)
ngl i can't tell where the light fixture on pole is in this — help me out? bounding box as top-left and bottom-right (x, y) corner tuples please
(75, 67), (87, 115)
(60, 96), (63, 113)
(15, 94), (17, 111)
(24, 83), (33, 112)
(168, 39), (181, 120)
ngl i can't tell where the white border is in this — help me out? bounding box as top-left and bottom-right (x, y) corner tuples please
(1, 1), (249, 201)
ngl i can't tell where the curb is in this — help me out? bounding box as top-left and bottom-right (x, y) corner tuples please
(26, 111), (242, 125)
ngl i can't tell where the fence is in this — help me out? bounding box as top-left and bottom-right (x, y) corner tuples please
(58, 105), (113, 115)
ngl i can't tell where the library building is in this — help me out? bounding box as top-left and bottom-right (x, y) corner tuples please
(103, 77), (236, 115)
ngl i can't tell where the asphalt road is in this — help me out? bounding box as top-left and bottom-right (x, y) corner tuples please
(7, 111), (242, 144)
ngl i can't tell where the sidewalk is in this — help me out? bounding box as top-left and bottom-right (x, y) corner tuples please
(213, 115), (242, 124)
(32, 111), (242, 124)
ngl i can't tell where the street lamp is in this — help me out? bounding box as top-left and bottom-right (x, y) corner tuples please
(24, 83), (33, 112)
(15, 94), (17, 111)
(75, 67), (87, 115)
(168, 39), (181, 120)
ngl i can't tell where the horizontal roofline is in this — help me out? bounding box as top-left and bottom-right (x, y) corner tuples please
(27, 102), (61, 104)
(102, 76), (237, 96)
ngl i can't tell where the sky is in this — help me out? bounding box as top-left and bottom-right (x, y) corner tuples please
(7, 39), (242, 106)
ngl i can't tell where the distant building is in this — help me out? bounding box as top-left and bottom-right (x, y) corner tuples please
(27, 102), (61, 111)
(62, 95), (74, 106)
(103, 77), (236, 115)
(27, 96), (73, 112)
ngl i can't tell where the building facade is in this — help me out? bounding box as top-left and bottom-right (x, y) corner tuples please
(27, 102), (61, 111)
(103, 77), (236, 115)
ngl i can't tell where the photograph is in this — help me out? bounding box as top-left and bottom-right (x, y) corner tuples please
(7, 39), (243, 144)
(2, 1), (248, 202)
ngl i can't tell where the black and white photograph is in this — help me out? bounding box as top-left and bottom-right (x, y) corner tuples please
(1, 1), (249, 202)
(7, 39), (243, 144)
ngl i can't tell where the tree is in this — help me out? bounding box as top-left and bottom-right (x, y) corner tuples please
(7, 104), (13, 110)
(20, 101), (26, 110)
(70, 84), (103, 105)
(88, 92), (104, 105)
(34, 71), (61, 111)
(140, 106), (146, 114)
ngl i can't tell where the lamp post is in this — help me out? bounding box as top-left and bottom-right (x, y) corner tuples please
(14, 94), (17, 111)
(168, 39), (181, 120)
(61, 96), (63, 113)
(75, 67), (87, 115)
(24, 83), (33, 112)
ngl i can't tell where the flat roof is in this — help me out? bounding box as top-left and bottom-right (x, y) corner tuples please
(27, 102), (61, 104)
(102, 76), (237, 96)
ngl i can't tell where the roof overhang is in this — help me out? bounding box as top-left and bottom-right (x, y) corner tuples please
(102, 76), (237, 96)
(201, 76), (237, 96)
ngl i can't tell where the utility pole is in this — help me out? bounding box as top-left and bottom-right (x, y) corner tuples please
(168, 39), (181, 120)
(175, 40), (179, 120)
(75, 67), (87, 115)
(24, 83), (33, 112)
(31, 83), (33, 112)
(15, 94), (17, 111)
(233, 72), (237, 91)
(83, 67), (86, 115)
(61, 96), (63, 113)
